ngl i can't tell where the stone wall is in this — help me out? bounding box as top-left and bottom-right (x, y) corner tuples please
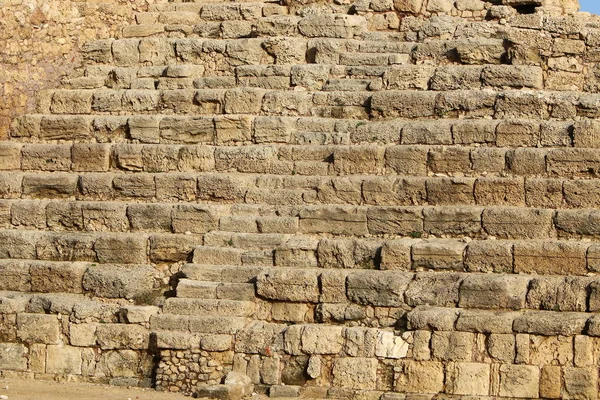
(0, 0), (169, 139)
(5, 0), (600, 398)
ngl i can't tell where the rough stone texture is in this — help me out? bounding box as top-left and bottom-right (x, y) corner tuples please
(2, 0), (600, 397)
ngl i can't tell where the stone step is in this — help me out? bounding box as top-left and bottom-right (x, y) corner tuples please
(4, 141), (596, 179)
(176, 279), (255, 301)
(78, 37), (513, 68)
(150, 314), (249, 334)
(11, 113), (582, 148)
(0, 259), (158, 299)
(0, 229), (198, 264)
(65, 63), (546, 93)
(182, 233), (600, 277)
(162, 298), (256, 317)
(183, 266), (600, 313)
(36, 88), (600, 123)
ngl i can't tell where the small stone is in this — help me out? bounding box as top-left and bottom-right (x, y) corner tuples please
(306, 355), (321, 379)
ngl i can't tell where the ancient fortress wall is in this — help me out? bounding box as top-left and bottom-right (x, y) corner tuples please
(2, 0), (600, 398)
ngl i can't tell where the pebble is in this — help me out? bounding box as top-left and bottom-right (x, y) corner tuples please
(1, 395), (9, 399)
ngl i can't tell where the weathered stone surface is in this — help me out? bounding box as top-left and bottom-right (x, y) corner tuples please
(332, 358), (377, 390)
(82, 265), (155, 299)
(347, 271), (413, 307)
(257, 269), (319, 303)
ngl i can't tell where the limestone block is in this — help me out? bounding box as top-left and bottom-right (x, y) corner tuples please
(22, 144), (71, 172)
(428, 146), (472, 173)
(347, 271), (412, 307)
(514, 241), (588, 275)
(482, 207), (553, 239)
(459, 274), (529, 310)
(301, 325), (344, 355)
(94, 234), (148, 264)
(299, 206), (368, 235)
(412, 240), (466, 271)
(426, 178), (475, 205)
(0, 343), (28, 371)
(385, 146), (428, 175)
(456, 310), (519, 334)
(155, 174), (198, 202)
(563, 367), (599, 400)
(446, 362), (490, 396)
(96, 324), (150, 350)
(540, 365), (561, 399)
(488, 334), (516, 363)
(192, 247), (243, 266)
(11, 200), (46, 228)
(527, 276), (591, 312)
(564, 180), (600, 208)
(17, 314), (60, 344)
(367, 207), (422, 236)
(513, 311), (589, 336)
(405, 272), (464, 307)
(46, 345), (83, 375)
(257, 269), (319, 302)
(498, 365), (539, 398)
(406, 306), (459, 331)
(333, 145), (385, 174)
(332, 358), (377, 390)
(380, 239), (412, 270)
(113, 174), (156, 199)
(70, 323), (97, 347)
(97, 349), (139, 378)
(395, 360), (444, 394)
(72, 143), (110, 172)
(393, 0), (424, 13)
(150, 234), (198, 263)
(0, 260), (31, 291)
(525, 178), (564, 208)
(298, 15), (366, 38)
(431, 331), (474, 362)
(402, 121), (452, 145)
(30, 261), (87, 293)
(82, 203), (128, 232)
(83, 264), (155, 299)
(371, 91), (437, 118)
(423, 206), (482, 236)
(375, 331), (409, 359)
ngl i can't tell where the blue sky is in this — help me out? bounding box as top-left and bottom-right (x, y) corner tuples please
(580, 0), (600, 14)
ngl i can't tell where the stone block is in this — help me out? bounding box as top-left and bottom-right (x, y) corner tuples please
(540, 365), (561, 399)
(395, 361), (444, 394)
(464, 240), (513, 273)
(367, 207), (422, 236)
(96, 324), (150, 350)
(482, 207), (553, 239)
(257, 269), (319, 303)
(514, 241), (588, 275)
(431, 331), (474, 362)
(456, 310), (519, 334)
(563, 367), (598, 400)
(499, 364), (539, 398)
(83, 264), (155, 300)
(423, 206), (482, 236)
(94, 234), (148, 264)
(30, 261), (87, 293)
(17, 313), (60, 344)
(513, 311), (589, 336)
(412, 240), (466, 271)
(407, 306), (459, 331)
(0, 343), (28, 371)
(446, 362), (490, 396)
(70, 323), (97, 347)
(46, 345), (83, 375)
(404, 272), (463, 307)
(332, 358), (378, 390)
(380, 239), (412, 270)
(347, 271), (412, 307)
(301, 325), (344, 355)
(459, 274), (529, 310)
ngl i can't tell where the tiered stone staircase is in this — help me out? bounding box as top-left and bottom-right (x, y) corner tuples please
(2, 0), (600, 397)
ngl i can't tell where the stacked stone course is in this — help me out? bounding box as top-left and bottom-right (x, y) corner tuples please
(2, 0), (600, 398)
